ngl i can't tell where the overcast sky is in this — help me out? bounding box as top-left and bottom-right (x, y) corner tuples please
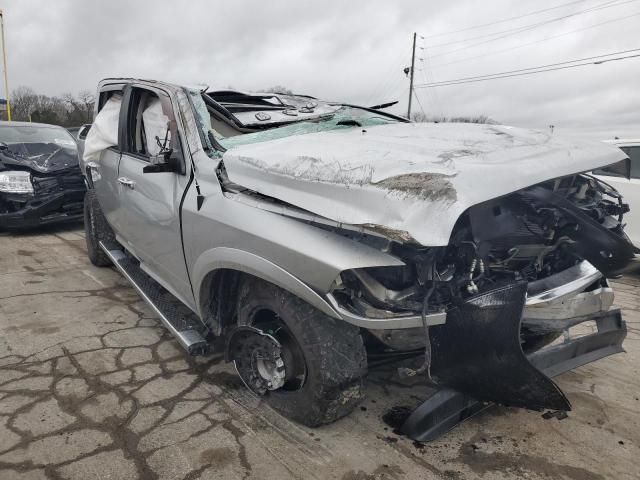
(2, 0), (639, 138)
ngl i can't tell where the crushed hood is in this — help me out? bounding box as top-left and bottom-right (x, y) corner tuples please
(222, 122), (627, 246)
(0, 142), (80, 174)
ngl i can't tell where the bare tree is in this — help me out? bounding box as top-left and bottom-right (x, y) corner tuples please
(61, 92), (79, 111)
(77, 90), (95, 121)
(62, 91), (94, 125)
(411, 111), (428, 122)
(10, 86), (38, 121)
(9, 86), (96, 126)
(30, 94), (67, 125)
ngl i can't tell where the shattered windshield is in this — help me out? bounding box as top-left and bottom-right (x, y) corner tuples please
(186, 88), (400, 153)
(218, 107), (398, 150)
(187, 89), (214, 151)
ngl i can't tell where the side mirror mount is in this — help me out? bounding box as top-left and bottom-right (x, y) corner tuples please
(149, 148), (172, 166)
(143, 149), (177, 173)
(77, 124), (91, 141)
(143, 125), (178, 173)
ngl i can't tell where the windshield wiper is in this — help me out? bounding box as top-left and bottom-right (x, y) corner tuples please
(369, 100), (399, 110)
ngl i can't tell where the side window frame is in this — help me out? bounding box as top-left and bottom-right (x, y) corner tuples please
(120, 84), (186, 175)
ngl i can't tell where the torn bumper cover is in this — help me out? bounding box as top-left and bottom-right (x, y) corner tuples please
(400, 281), (627, 442)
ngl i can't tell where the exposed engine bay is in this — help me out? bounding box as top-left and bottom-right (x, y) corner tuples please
(323, 171), (633, 429)
(334, 173), (634, 322)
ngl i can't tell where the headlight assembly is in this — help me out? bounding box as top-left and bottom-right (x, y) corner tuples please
(0, 171), (34, 194)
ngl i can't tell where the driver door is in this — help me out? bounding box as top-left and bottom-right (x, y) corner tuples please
(89, 86), (125, 234)
(115, 84), (195, 308)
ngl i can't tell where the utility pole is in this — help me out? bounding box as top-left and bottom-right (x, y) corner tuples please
(407, 32), (416, 119)
(0, 10), (10, 121)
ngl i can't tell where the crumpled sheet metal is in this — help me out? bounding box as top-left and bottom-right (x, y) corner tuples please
(223, 122), (627, 246)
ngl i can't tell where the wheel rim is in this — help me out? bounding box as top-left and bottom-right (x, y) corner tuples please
(252, 309), (307, 392)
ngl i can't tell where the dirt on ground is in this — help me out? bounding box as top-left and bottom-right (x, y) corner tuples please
(0, 224), (638, 479)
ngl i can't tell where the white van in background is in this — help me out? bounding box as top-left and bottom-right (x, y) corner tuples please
(593, 139), (640, 246)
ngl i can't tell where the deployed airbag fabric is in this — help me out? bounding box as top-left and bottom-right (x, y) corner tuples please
(142, 98), (170, 156)
(83, 94), (122, 165)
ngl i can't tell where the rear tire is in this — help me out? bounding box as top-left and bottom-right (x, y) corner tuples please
(84, 190), (115, 267)
(236, 276), (367, 427)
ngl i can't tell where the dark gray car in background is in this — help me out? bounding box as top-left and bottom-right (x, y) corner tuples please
(0, 122), (86, 229)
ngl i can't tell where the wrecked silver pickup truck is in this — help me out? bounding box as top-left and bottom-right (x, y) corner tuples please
(82, 78), (634, 441)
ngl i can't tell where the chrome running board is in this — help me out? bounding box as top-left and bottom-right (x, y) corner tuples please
(99, 242), (208, 355)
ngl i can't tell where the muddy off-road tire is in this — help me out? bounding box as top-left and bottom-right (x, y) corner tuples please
(236, 276), (367, 427)
(84, 190), (116, 267)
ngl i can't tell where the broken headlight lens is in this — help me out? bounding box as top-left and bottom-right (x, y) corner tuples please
(0, 171), (34, 194)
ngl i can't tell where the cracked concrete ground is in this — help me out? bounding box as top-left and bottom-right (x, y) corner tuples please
(0, 224), (638, 480)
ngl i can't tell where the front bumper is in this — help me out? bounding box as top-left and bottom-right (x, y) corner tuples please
(0, 187), (86, 229)
(330, 260), (603, 331)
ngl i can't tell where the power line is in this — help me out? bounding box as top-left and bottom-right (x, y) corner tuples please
(421, 0), (589, 39)
(412, 90), (426, 118)
(371, 1), (635, 114)
(382, 79), (410, 111)
(417, 59), (440, 116)
(429, 11), (640, 69)
(365, 53), (411, 106)
(414, 50), (640, 88)
(426, 0), (638, 59)
(419, 47), (444, 116)
(416, 53), (640, 88)
(426, 0), (627, 49)
(421, 48), (640, 83)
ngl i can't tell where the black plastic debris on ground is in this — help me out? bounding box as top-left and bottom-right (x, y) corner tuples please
(542, 410), (569, 420)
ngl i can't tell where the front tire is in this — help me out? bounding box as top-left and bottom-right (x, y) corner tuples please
(236, 276), (367, 427)
(84, 190), (115, 267)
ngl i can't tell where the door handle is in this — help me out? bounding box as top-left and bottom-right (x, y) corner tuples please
(117, 177), (136, 189)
